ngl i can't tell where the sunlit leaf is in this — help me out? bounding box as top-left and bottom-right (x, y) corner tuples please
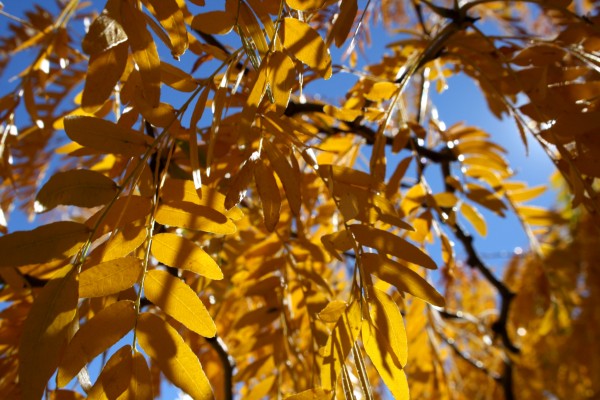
(254, 160), (281, 231)
(144, 269), (217, 337)
(136, 312), (213, 399)
(79, 257), (143, 298)
(0, 222), (89, 267)
(155, 201), (236, 234)
(57, 300), (136, 387)
(19, 272), (78, 400)
(82, 41), (128, 113)
(151, 233), (223, 279)
(281, 18), (332, 79)
(147, 0), (188, 58)
(35, 169), (117, 213)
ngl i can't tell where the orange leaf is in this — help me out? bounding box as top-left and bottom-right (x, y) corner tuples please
(151, 233), (223, 279)
(281, 18), (332, 79)
(82, 41), (128, 113)
(79, 257), (143, 298)
(155, 201), (236, 234)
(254, 160), (281, 231)
(147, 0), (188, 58)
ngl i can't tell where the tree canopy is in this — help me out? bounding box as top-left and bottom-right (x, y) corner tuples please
(0, 0), (599, 399)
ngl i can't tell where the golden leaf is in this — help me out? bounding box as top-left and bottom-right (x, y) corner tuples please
(254, 161), (281, 232)
(361, 253), (445, 306)
(57, 300), (136, 387)
(155, 201), (236, 234)
(318, 300), (347, 323)
(328, 0), (357, 47)
(136, 312), (213, 399)
(129, 351), (153, 399)
(285, 388), (333, 400)
(349, 224), (437, 269)
(79, 257), (143, 298)
(0, 221), (89, 267)
(266, 51), (296, 114)
(35, 169), (117, 213)
(151, 233), (223, 279)
(86, 196), (153, 238)
(19, 272), (78, 400)
(81, 14), (128, 56)
(460, 202), (487, 237)
(121, 0), (161, 106)
(263, 140), (302, 216)
(64, 116), (151, 157)
(190, 11), (235, 35)
(160, 61), (197, 92)
(82, 41), (128, 113)
(281, 18), (332, 79)
(144, 269), (217, 337)
(87, 345), (133, 399)
(146, 0), (188, 58)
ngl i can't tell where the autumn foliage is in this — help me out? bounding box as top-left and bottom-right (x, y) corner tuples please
(1, 0), (600, 399)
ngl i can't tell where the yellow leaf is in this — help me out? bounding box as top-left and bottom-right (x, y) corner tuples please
(161, 178), (243, 220)
(349, 224), (437, 269)
(254, 161), (281, 232)
(517, 205), (565, 226)
(362, 318), (409, 400)
(361, 253), (445, 306)
(328, 0), (357, 47)
(319, 300), (361, 390)
(324, 164), (375, 188)
(57, 300), (136, 387)
(82, 14), (128, 56)
(79, 257), (143, 298)
(190, 11), (235, 35)
(263, 140), (302, 216)
(0, 221), (89, 267)
(433, 192), (459, 208)
(285, 388), (333, 400)
(225, 155), (258, 210)
(246, 375), (276, 400)
(281, 18), (332, 79)
(121, 1), (161, 106)
(49, 389), (85, 400)
(370, 287), (408, 366)
(35, 169), (117, 213)
(151, 233), (223, 279)
(87, 222), (147, 264)
(133, 88), (177, 128)
(321, 230), (353, 261)
(318, 300), (347, 323)
(155, 201), (236, 234)
(82, 41), (128, 113)
(64, 116), (151, 157)
(323, 105), (362, 122)
(160, 61), (197, 92)
(147, 0), (188, 58)
(136, 312), (213, 399)
(19, 272), (78, 400)
(460, 202), (487, 236)
(87, 345), (133, 400)
(240, 61), (268, 128)
(364, 82), (398, 102)
(267, 51), (295, 114)
(86, 196), (153, 238)
(285, 0), (325, 11)
(144, 269), (217, 337)
(129, 351), (153, 399)
(238, 1), (269, 55)
(506, 184), (546, 203)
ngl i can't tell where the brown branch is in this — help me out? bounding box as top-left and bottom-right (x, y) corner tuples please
(206, 335), (236, 400)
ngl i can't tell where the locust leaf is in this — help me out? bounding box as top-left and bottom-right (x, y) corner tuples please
(144, 269), (217, 337)
(155, 201), (236, 234)
(82, 41), (128, 113)
(136, 312), (213, 399)
(254, 161), (281, 232)
(460, 202), (487, 237)
(79, 257), (143, 298)
(57, 300), (136, 387)
(19, 272), (78, 400)
(146, 0), (188, 59)
(35, 169), (117, 213)
(263, 140), (302, 216)
(285, 388), (333, 400)
(349, 224), (437, 269)
(82, 14), (128, 55)
(87, 345), (132, 400)
(121, 0), (161, 106)
(0, 221), (89, 267)
(151, 233), (223, 279)
(361, 253), (445, 306)
(281, 18), (332, 79)
(64, 116), (151, 157)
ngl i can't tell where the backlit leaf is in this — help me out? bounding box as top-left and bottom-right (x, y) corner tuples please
(328, 0), (357, 47)
(86, 195), (153, 238)
(361, 253), (445, 306)
(144, 269), (217, 337)
(19, 272), (78, 400)
(121, 0), (161, 106)
(460, 202), (487, 237)
(79, 257), (143, 298)
(82, 41), (128, 113)
(155, 201), (236, 234)
(87, 345), (132, 400)
(136, 312), (213, 399)
(349, 224), (437, 269)
(318, 300), (347, 323)
(82, 14), (128, 55)
(191, 11), (235, 35)
(130, 352), (153, 400)
(0, 221), (89, 267)
(263, 140), (302, 216)
(281, 18), (332, 79)
(57, 300), (136, 387)
(147, 0), (188, 58)
(151, 233), (223, 279)
(161, 61), (197, 92)
(286, 0), (324, 11)
(64, 116), (151, 157)
(254, 161), (281, 232)
(35, 169), (117, 213)
(285, 388), (333, 400)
